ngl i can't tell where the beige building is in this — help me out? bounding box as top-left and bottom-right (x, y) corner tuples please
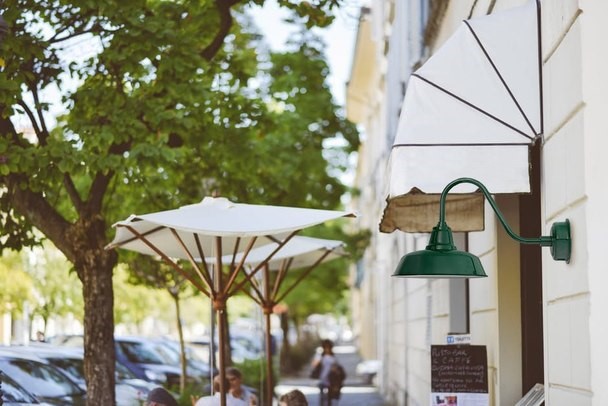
(347, 1), (608, 405)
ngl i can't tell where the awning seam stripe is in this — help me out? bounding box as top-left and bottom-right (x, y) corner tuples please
(463, 20), (539, 137)
(411, 73), (535, 142)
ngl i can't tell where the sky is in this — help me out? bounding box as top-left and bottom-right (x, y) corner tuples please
(246, 0), (361, 107)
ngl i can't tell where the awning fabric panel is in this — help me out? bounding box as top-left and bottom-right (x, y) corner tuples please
(388, 145), (531, 197)
(380, 0), (540, 233)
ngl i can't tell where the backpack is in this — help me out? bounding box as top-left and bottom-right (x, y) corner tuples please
(328, 362), (346, 399)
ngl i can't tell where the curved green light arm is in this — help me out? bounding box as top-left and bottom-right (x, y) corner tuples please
(439, 178), (552, 246)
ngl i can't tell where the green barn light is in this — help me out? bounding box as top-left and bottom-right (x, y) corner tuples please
(393, 178), (571, 278)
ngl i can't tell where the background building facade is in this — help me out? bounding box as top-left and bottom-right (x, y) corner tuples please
(347, 1), (608, 405)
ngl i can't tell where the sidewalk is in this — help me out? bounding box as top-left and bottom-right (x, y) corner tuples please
(275, 344), (386, 406)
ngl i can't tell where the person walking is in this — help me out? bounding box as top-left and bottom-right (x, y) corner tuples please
(311, 339), (345, 406)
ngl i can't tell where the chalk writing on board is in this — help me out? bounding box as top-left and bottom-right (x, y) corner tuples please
(431, 345), (488, 393)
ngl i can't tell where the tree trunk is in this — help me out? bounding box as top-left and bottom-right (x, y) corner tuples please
(173, 292), (187, 392)
(279, 311), (291, 373)
(220, 306), (232, 366)
(81, 249), (117, 406)
(68, 214), (118, 406)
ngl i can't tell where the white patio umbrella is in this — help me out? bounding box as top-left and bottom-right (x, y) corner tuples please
(207, 236), (347, 404)
(381, 0), (542, 233)
(106, 196), (355, 405)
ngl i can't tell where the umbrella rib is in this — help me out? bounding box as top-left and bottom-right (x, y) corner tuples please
(271, 258), (293, 302)
(122, 226), (210, 296)
(231, 265), (264, 304)
(105, 225), (165, 249)
(222, 236), (258, 297)
(248, 268), (265, 302)
(193, 234), (214, 290)
(463, 20), (539, 137)
(275, 249), (333, 303)
(412, 73), (535, 141)
(229, 237), (241, 272)
(168, 229), (214, 293)
(214, 237), (222, 293)
(228, 230), (300, 295)
(246, 268), (266, 302)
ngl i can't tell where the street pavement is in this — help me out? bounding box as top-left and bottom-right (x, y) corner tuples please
(274, 344), (386, 406)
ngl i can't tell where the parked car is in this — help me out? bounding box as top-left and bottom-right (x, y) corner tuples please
(49, 334), (206, 390)
(0, 348), (86, 405)
(6, 345), (154, 405)
(114, 336), (204, 389)
(151, 338), (215, 377)
(188, 333), (263, 365)
(0, 371), (51, 405)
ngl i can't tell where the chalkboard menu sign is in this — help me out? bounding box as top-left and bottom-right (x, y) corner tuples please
(431, 345), (488, 393)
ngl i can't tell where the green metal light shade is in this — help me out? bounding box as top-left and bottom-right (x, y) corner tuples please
(393, 178), (572, 279)
(393, 221), (487, 278)
(394, 249), (487, 278)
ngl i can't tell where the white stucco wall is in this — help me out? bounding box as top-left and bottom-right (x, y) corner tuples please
(348, 0), (608, 405)
(542, 1), (608, 405)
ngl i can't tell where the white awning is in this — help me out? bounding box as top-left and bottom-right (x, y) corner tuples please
(381, 0), (541, 233)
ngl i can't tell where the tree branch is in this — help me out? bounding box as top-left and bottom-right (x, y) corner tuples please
(7, 175), (75, 262)
(48, 14), (85, 43)
(201, 0), (242, 61)
(17, 100), (43, 139)
(88, 171), (114, 214)
(29, 85), (50, 145)
(63, 173), (84, 211)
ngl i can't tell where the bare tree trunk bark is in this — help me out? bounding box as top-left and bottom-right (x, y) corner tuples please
(81, 250), (116, 406)
(70, 215), (117, 406)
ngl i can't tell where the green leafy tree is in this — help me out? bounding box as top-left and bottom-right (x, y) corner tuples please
(0, 1), (356, 403)
(25, 242), (84, 336)
(0, 249), (33, 317)
(113, 264), (172, 331)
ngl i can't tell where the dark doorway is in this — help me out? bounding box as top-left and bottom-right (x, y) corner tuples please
(519, 141), (544, 392)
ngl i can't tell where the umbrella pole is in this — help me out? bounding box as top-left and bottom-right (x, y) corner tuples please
(215, 300), (227, 406)
(263, 305), (274, 405)
(214, 237), (227, 406)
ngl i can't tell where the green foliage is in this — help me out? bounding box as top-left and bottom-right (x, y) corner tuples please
(176, 383), (205, 406)
(0, 249), (33, 316)
(113, 265), (173, 329)
(24, 242), (84, 324)
(280, 332), (318, 374)
(233, 356), (275, 396)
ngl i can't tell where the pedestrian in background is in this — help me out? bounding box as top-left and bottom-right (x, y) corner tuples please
(146, 387), (178, 406)
(311, 339), (345, 405)
(194, 375), (247, 406)
(226, 366), (258, 405)
(279, 389), (308, 406)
